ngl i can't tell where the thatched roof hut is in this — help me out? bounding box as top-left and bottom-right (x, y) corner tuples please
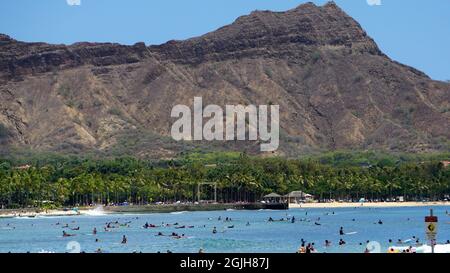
(285, 191), (307, 198)
(263, 193), (282, 198)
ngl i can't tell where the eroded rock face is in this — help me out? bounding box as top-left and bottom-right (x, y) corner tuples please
(0, 37), (149, 82)
(152, 2), (382, 64)
(0, 2), (449, 157)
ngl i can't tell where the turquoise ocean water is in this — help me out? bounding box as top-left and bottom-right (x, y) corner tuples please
(0, 206), (449, 253)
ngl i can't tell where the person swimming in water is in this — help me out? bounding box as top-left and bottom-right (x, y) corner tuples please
(121, 235), (127, 244)
(62, 231), (75, 237)
(291, 216), (296, 223)
(339, 227), (345, 236)
(297, 243), (306, 254)
(305, 243), (312, 254)
(93, 227), (97, 235)
(306, 243), (317, 253)
(212, 227), (217, 234)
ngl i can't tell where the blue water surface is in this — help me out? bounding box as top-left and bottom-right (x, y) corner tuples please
(0, 206), (449, 253)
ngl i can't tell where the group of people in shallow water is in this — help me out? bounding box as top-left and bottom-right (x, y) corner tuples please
(59, 214), (243, 251)
(267, 216), (297, 223)
(65, 211), (449, 253)
(156, 231), (187, 239)
(143, 222), (195, 229)
(55, 220), (81, 237)
(291, 210), (450, 253)
(4, 209), (446, 253)
(297, 221), (450, 253)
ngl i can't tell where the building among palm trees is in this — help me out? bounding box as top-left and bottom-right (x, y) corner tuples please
(284, 191), (314, 204)
(263, 193), (282, 203)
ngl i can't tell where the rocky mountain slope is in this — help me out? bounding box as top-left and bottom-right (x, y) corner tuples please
(0, 2), (449, 158)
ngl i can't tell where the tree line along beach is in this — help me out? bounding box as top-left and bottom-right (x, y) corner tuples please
(0, 152), (449, 212)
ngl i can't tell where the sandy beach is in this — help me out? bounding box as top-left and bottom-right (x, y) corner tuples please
(0, 208), (83, 218)
(289, 201), (450, 209)
(0, 202), (448, 218)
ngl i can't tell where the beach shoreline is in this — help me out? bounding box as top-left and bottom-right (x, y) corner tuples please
(289, 201), (450, 209)
(0, 208), (82, 218)
(0, 202), (448, 218)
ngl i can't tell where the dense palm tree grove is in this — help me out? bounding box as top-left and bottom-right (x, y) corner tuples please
(0, 152), (449, 209)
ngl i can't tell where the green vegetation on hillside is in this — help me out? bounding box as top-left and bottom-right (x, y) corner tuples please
(0, 151), (448, 209)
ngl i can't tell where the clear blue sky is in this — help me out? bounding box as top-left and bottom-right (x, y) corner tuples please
(1, 0), (449, 81)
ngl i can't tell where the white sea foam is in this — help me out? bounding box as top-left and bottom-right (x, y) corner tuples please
(170, 211), (188, 215)
(38, 249), (55, 254)
(14, 216), (36, 220)
(82, 206), (107, 216)
(391, 244), (450, 253)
